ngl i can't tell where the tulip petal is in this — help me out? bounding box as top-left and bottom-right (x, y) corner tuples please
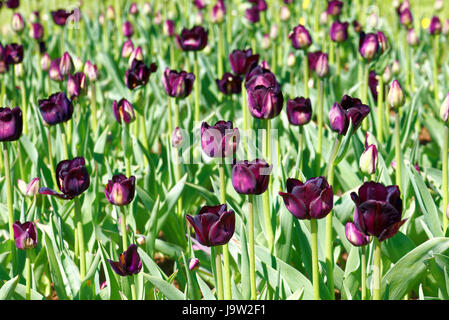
(208, 210), (235, 246)
(378, 219), (407, 242)
(309, 186), (334, 219)
(279, 191), (308, 219)
(38, 187), (69, 199)
(345, 222), (371, 246)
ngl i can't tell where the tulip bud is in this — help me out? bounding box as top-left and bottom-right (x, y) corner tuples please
(129, 2), (138, 15)
(367, 13), (379, 29)
(41, 53), (51, 71)
(14, 63), (24, 78)
(105, 174), (136, 206)
(440, 93), (449, 122)
(407, 28), (419, 46)
(129, 46), (143, 65)
(443, 19), (449, 36)
(270, 24), (278, 39)
(289, 24), (312, 50)
(113, 99), (136, 124)
(262, 33), (270, 49)
(435, 0), (443, 11)
(286, 97), (312, 126)
(399, 9), (413, 28)
(108, 244), (142, 276)
(59, 51), (74, 76)
(143, 2), (152, 15)
(359, 32), (379, 61)
(121, 40), (134, 59)
(74, 56), (83, 72)
(365, 131), (378, 149)
(383, 65), (392, 83)
(196, 11), (204, 25)
(315, 53), (329, 78)
(163, 20), (175, 37)
(122, 20), (134, 38)
(189, 258), (200, 271)
(99, 13), (105, 26)
(18, 178), (40, 197)
(0, 107), (22, 142)
(154, 11), (162, 25)
(84, 60), (98, 82)
(137, 236), (146, 246)
(171, 127), (184, 149)
(359, 144), (378, 175)
(106, 6), (115, 20)
(287, 53), (296, 67)
(13, 221), (38, 250)
(345, 222), (371, 246)
(12, 13), (25, 34)
(429, 16), (442, 35)
(280, 6), (291, 21)
(245, 6), (260, 24)
(388, 80), (405, 108)
(392, 60), (400, 75)
(49, 58), (63, 81)
(329, 21), (349, 43)
(320, 11), (329, 25)
(30, 22), (44, 40)
(211, 0), (225, 24)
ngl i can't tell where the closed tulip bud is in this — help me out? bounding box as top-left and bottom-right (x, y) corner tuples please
(12, 13), (24, 33)
(392, 60), (400, 75)
(388, 80), (404, 108)
(186, 204), (235, 247)
(399, 9), (413, 28)
(359, 32), (379, 61)
(13, 221), (38, 250)
(329, 95), (370, 135)
(189, 258), (200, 271)
(30, 22), (44, 40)
(368, 70), (379, 101)
(287, 53), (296, 67)
(232, 159), (272, 195)
(326, 0), (343, 16)
(435, 0), (443, 11)
(440, 93), (449, 122)
(59, 51), (74, 76)
(176, 26), (208, 51)
(105, 174), (136, 206)
(365, 131), (378, 148)
(84, 60), (98, 81)
(245, 6), (260, 24)
(360, 144), (378, 175)
(287, 97), (312, 126)
(122, 20), (134, 38)
(41, 53), (51, 71)
(129, 46), (143, 65)
(6, 0), (20, 9)
(0, 107), (22, 141)
(38, 92), (73, 126)
(136, 236), (146, 246)
(51, 9), (72, 26)
(345, 222), (371, 246)
(143, 2), (152, 15)
(194, 0), (206, 10)
(108, 244), (142, 276)
(279, 177), (334, 220)
(262, 33), (271, 49)
(171, 127), (184, 149)
(201, 121), (240, 158)
(249, 0), (267, 11)
(329, 21), (349, 43)
(429, 16), (442, 35)
(14, 63), (23, 78)
(320, 11), (329, 25)
(18, 178), (40, 197)
(39, 157), (90, 200)
(204, 44), (212, 55)
(280, 6), (291, 21)
(113, 99), (136, 124)
(216, 72), (242, 95)
(367, 13), (379, 29)
(49, 58), (63, 81)
(67, 72), (86, 99)
(121, 39), (134, 59)
(129, 2), (138, 15)
(74, 57), (83, 72)
(315, 52), (329, 78)
(289, 24), (312, 50)
(407, 28), (419, 46)
(154, 11), (162, 25)
(163, 67), (195, 98)
(124, 59), (157, 90)
(270, 24), (278, 39)
(377, 31), (389, 54)
(106, 6), (115, 20)
(211, 0), (225, 24)
(229, 49), (259, 76)
(163, 19), (175, 37)
(99, 13), (105, 26)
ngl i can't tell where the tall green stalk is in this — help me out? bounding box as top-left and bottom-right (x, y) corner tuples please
(362, 62), (369, 131)
(120, 206), (128, 250)
(212, 246), (224, 300)
(263, 120), (274, 252)
(310, 218), (320, 300)
(433, 35), (440, 104)
(377, 77), (384, 144)
(395, 112), (402, 193)
(443, 125), (448, 233)
(74, 197), (86, 279)
(361, 246), (367, 300)
(25, 250), (31, 300)
(194, 52), (200, 126)
(248, 195), (257, 300)
(304, 51), (309, 98)
(3, 142), (16, 274)
(316, 78), (324, 175)
(219, 161), (231, 300)
(373, 238), (382, 300)
(90, 84), (98, 134)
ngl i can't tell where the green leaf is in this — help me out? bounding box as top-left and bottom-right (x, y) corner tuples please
(0, 275), (19, 300)
(143, 273), (186, 300)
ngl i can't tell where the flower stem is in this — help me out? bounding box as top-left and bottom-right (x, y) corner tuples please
(310, 218), (320, 300)
(242, 82), (250, 158)
(361, 246), (367, 300)
(20, 81), (27, 135)
(74, 197), (86, 279)
(316, 78), (324, 175)
(248, 195), (257, 300)
(263, 120), (274, 253)
(433, 35), (440, 104)
(296, 126), (303, 176)
(90, 84), (98, 134)
(120, 206), (128, 250)
(336, 46), (341, 77)
(167, 96), (173, 136)
(131, 280), (137, 300)
(212, 246), (224, 300)
(3, 142), (16, 275)
(25, 250), (31, 300)
(219, 161), (232, 300)
(217, 24), (224, 82)
(304, 51), (309, 98)
(377, 76), (384, 144)
(373, 238), (382, 300)
(443, 124), (448, 233)
(395, 111), (402, 193)
(194, 52), (200, 126)
(362, 62), (369, 131)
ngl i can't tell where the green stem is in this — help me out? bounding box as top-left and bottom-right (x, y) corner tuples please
(362, 62), (369, 131)
(433, 35), (440, 104)
(120, 206), (128, 250)
(25, 250), (31, 300)
(20, 81), (27, 135)
(316, 78), (324, 175)
(167, 96), (173, 136)
(263, 120), (274, 253)
(304, 51), (309, 98)
(377, 77), (384, 144)
(217, 24), (224, 81)
(194, 52), (200, 126)
(212, 246), (224, 300)
(219, 161), (232, 300)
(91, 84), (98, 134)
(75, 197), (86, 279)
(395, 112), (402, 193)
(131, 280), (137, 300)
(61, 124), (69, 159)
(443, 125), (448, 233)
(373, 238), (382, 300)
(248, 195), (257, 300)
(361, 246), (367, 300)
(242, 82), (250, 158)
(310, 218), (320, 300)
(3, 142), (16, 275)
(336, 46), (341, 77)
(296, 126), (303, 176)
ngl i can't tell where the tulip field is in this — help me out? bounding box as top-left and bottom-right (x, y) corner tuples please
(2, 0), (449, 303)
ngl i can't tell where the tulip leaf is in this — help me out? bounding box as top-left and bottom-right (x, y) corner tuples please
(43, 233), (69, 300)
(13, 284), (45, 300)
(382, 237), (449, 300)
(99, 244), (121, 300)
(334, 120), (354, 166)
(196, 273), (216, 300)
(143, 273), (186, 300)
(0, 275), (19, 300)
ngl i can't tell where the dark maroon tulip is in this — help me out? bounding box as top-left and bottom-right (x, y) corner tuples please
(326, 0), (343, 16)
(286, 97), (312, 126)
(113, 99), (136, 124)
(430, 16), (442, 35)
(4, 43), (23, 65)
(201, 120), (240, 158)
(108, 244), (142, 276)
(308, 51), (329, 78)
(279, 177), (333, 220)
(289, 24), (312, 50)
(5, 0), (19, 9)
(232, 159), (272, 195)
(186, 204), (235, 247)
(124, 59), (157, 90)
(163, 19), (175, 37)
(245, 5), (260, 24)
(245, 65), (284, 119)
(49, 58), (63, 81)
(216, 72), (242, 95)
(249, 0), (267, 11)
(51, 9), (72, 26)
(122, 20), (134, 38)
(368, 70), (378, 101)
(359, 32), (379, 61)
(229, 49), (259, 76)
(328, 95), (370, 135)
(352, 20), (362, 33)
(329, 21), (349, 43)
(0, 107), (22, 141)
(377, 31), (389, 54)
(0, 43), (9, 74)
(193, 0), (206, 10)
(399, 8), (413, 29)
(162, 67), (195, 98)
(13, 221), (37, 250)
(350, 181), (405, 241)
(211, 0), (226, 24)
(39, 157), (90, 200)
(105, 174), (136, 206)
(345, 221), (371, 246)
(38, 92), (73, 126)
(31, 23), (44, 40)
(67, 72), (86, 99)
(176, 26), (208, 51)
(59, 51), (74, 76)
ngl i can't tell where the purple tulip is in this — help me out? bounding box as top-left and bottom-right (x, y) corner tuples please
(245, 65), (284, 119)
(176, 26), (208, 51)
(429, 16), (442, 35)
(30, 23), (44, 40)
(38, 92), (73, 126)
(13, 221), (37, 250)
(105, 174), (136, 206)
(18, 177), (40, 197)
(326, 0), (343, 16)
(289, 24), (312, 50)
(5, 0), (19, 9)
(216, 72), (242, 95)
(308, 51), (329, 77)
(376, 31), (389, 54)
(0, 107), (22, 141)
(350, 181), (405, 241)
(345, 222), (371, 246)
(352, 20), (362, 33)
(407, 28), (419, 46)
(186, 204), (235, 247)
(59, 51), (74, 76)
(67, 72), (86, 99)
(359, 32), (379, 61)
(124, 59), (157, 90)
(113, 99), (136, 124)
(245, 5), (260, 24)
(11, 13), (24, 33)
(232, 159), (272, 195)
(328, 95), (370, 135)
(121, 39), (134, 59)
(84, 60), (98, 82)
(369, 70), (378, 101)
(51, 9), (72, 26)
(399, 8), (413, 29)
(211, 0), (226, 24)
(40, 53), (51, 71)
(39, 157), (90, 200)
(201, 121), (239, 158)
(189, 258), (200, 271)
(249, 0), (267, 11)
(286, 97), (312, 126)
(279, 177), (334, 220)
(49, 58), (63, 81)
(388, 79), (404, 108)
(193, 0), (206, 10)
(129, 2), (138, 15)
(122, 20), (134, 38)
(329, 21), (349, 43)
(162, 68), (195, 98)
(0, 43), (9, 74)
(4, 43), (23, 65)
(359, 144), (378, 175)
(163, 20), (175, 37)
(440, 93), (449, 122)
(108, 244), (142, 276)
(171, 127), (184, 149)
(229, 49), (259, 76)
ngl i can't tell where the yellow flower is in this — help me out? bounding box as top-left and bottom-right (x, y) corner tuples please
(421, 18), (430, 29)
(299, 17), (305, 25)
(303, 0), (310, 9)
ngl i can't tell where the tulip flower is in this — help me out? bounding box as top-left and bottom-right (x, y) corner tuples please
(162, 68), (195, 98)
(105, 174), (136, 206)
(0, 107), (22, 141)
(13, 221), (37, 250)
(377, 31), (389, 54)
(289, 24), (312, 50)
(200, 121), (240, 158)
(231, 159), (272, 195)
(216, 73), (242, 95)
(329, 21), (349, 43)
(440, 93), (449, 122)
(67, 72), (86, 99)
(280, 6), (291, 21)
(326, 0), (343, 16)
(176, 26), (208, 51)
(353, 20), (362, 33)
(122, 21), (134, 38)
(383, 65), (392, 83)
(11, 13), (24, 34)
(369, 70), (379, 101)
(360, 144), (378, 175)
(84, 60), (98, 82)
(38, 92), (73, 126)
(30, 23), (44, 40)
(163, 20), (175, 37)
(108, 244), (142, 276)
(359, 32), (379, 61)
(171, 127), (184, 149)
(128, 46), (143, 65)
(41, 53), (51, 71)
(121, 39), (134, 59)
(399, 8), (413, 28)
(59, 51), (74, 76)
(229, 49), (259, 76)
(245, 5), (260, 24)
(245, 65), (284, 119)
(286, 97), (312, 126)
(249, 0), (267, 11)
(39, 157), (90, 200)
(124, 59), (157, 90)
(388, 79), (404, 108)
(345, 222), (371, 246)
(211, 0), (225, 24)
(18, 178), (40, 197)
(4, 43), (24, 65)
(429, 16), (442, 35)
(186, 204), (235, 247)
(51, 9), (72, 26)
(189, 258), (200, 271)
(287, 53), (296, 67)
(49, 58), (64, 81)
(279, 177), (333, 220)
(328, 95), (370, 135)
(129, 2), (138, 15)
(194, 0), (206, 10)
(113, 99), (136, 124)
